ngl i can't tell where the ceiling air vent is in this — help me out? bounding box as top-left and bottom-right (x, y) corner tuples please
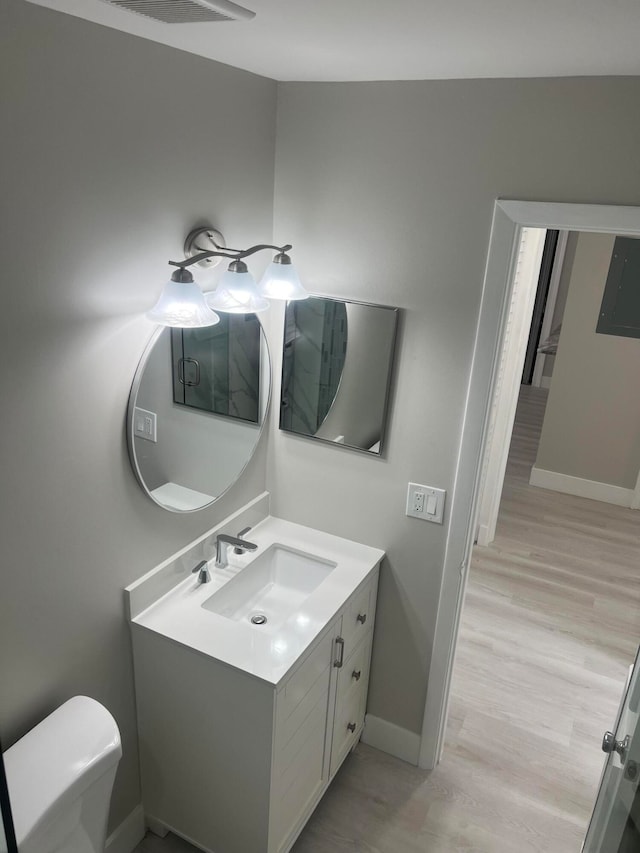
(99, 0), (255, 23)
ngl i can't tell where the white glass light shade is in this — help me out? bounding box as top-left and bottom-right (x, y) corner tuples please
(258, 261), (308, 300)
(146, 279), (221, 328)
(207, 269), (270, 314)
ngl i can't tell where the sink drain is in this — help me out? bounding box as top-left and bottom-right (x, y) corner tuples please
(250, 614), (267, 625)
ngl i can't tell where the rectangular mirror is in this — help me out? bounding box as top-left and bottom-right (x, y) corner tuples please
(280, 296), (398, 454)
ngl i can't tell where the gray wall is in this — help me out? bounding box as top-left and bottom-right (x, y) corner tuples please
(536, 231), (640, 488)
(0, 0), (276, 831)
(270, 78), (640, 736)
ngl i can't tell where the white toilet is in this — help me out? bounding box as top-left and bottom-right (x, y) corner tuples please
(2, 696), (122, 853)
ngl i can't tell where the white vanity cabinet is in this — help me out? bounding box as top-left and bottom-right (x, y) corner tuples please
(131, 565), (379, 853)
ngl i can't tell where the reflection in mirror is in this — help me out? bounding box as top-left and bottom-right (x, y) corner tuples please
(128, 315), (270, 512)
(280, 297), (398, 454)
(171, 316), (261, 423)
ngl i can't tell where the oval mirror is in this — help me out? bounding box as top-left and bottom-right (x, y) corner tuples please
(127, 314), (270, 512)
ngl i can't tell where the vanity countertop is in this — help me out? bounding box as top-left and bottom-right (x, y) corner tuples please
(128, 516), (384, 686)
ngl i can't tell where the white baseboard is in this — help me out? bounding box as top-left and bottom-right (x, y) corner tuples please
(530, 374), (552, 390)
(529, 466), (634, 507)
(361, 714), (421, 766)
(105, 804), (146, 853)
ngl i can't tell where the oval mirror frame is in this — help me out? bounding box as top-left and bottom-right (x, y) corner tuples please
(127, 317), (271, 513)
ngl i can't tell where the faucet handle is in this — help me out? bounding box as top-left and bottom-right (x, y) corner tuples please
(192, 560), (211, 584)
(235, 527), (253, 554)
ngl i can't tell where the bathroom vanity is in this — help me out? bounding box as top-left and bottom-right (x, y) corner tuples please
(127, 513), (383, 853)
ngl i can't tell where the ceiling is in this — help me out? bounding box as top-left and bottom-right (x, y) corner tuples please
(24, 0), (640, 82)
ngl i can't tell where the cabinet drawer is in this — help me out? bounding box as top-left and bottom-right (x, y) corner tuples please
(336, 636), (371, 707)
(329, 676), (367, 778)
(329, 630), (373, 778)
(341, 571), (378, 654)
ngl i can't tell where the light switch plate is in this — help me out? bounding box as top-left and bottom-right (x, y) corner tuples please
(406, 482), (446, 524)
(134, 407), (157, 443)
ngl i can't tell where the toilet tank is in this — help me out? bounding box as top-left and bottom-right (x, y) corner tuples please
(2, 696), (122, 853)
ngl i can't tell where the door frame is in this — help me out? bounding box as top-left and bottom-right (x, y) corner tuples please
(530, 229), (568, 388)
(418, 200), (640, 770)
(475, 226), (546, 547)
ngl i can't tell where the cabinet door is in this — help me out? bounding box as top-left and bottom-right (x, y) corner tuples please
(275, 697), (328, 850)
(329, 632), (372, 778)
(271, 624), (340, 853)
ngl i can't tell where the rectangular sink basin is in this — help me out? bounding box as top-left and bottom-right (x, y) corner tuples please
(202, 544), (336, 628)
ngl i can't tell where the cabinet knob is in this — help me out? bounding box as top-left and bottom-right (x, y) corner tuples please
(357, 613), (367, 625)
(352, 669), (362, 681)
(347, 722), (357, 733)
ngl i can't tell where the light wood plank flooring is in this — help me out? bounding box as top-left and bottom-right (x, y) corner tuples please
(444, 385), (639, 852)
(134, 385), (640, 853)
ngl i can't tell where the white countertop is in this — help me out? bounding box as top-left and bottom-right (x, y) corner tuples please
(130, 516), (384, 686)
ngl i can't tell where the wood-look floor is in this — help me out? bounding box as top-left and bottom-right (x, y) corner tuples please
(134, 385), (640, 853)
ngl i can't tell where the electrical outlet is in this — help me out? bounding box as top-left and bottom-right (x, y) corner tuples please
(406, 482), (446, 524)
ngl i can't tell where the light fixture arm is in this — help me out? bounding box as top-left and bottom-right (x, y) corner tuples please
(169, 243), (293, 271)
(147, 226), (307, 327)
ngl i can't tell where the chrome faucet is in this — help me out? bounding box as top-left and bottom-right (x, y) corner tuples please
(191, 560), (211, 584)
(215, 527), (258, 568)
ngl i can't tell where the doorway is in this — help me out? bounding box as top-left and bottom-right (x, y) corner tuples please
(448, 377), (639, 847)
(420, 201), (640, 772)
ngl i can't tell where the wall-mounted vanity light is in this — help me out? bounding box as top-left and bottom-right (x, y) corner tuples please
(147, 227), (308, 328)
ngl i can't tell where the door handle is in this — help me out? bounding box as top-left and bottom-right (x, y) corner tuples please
(333, 637), (345, 668)
(602, 731), (630, 763)
(178, 357), (201, 387)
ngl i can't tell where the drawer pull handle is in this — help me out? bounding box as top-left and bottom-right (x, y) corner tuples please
(357, 613), (367, 625)
(352, 669), (362, 681)
(347, 722), (357, 733)
(334, 637), (345, 668)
